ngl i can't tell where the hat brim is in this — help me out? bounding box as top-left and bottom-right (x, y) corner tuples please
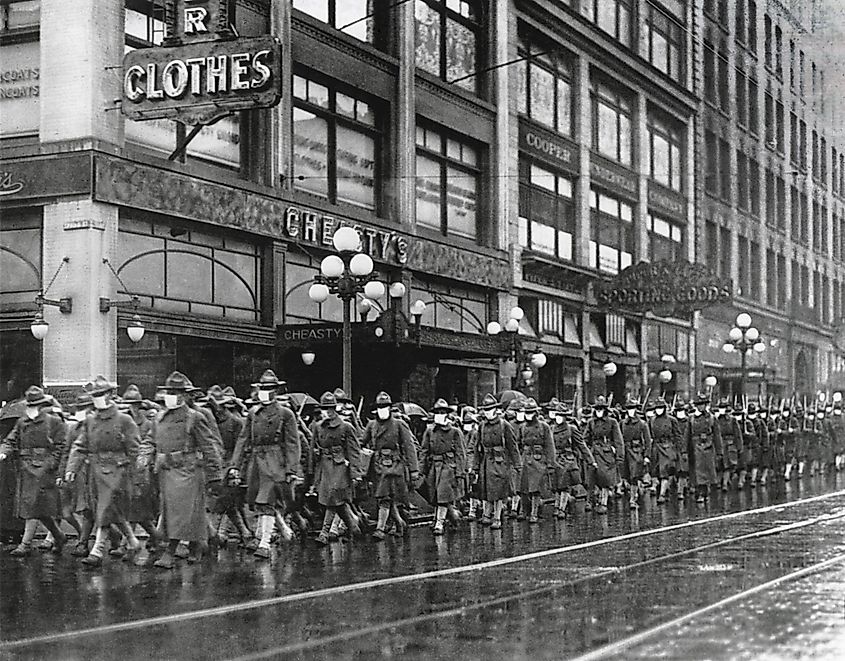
(251, 381), (284, 389)
(158, 384), (190, 391)
(25, 396), (51, 406)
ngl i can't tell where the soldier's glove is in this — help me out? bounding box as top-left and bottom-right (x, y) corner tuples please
(0, 453), (6, 462)
(226, 468), (240, 486)
(55, 477), (63, 487)
(644, 457), (651, 465)
(287, 474), (304, 488)
(64, 471), (76, 482)
(410, 471), (423, 488)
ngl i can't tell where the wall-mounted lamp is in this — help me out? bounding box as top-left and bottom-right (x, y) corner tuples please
(101, 258), (146, 343)
(30, 257), (73, 340)
(301, 350), (316, 366)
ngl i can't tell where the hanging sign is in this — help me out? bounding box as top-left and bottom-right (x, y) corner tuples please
(595, 260), (732, 317)
(121, 0), (281, 126)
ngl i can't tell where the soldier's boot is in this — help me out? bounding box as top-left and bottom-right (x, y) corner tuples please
(553, 492), (563, 519)
(784, 462), (792, 481)
(737, 469), (747, 488)
(629, 483), (639, 510)
(433, 506), (447, 535)
(327, 514), (344, 541)
(480, 501), (493, 525)
(153, 540), (178, 570)
(720, 471), (729, 492)
(557, 492), (568, 518)
(389, 503), (408, 537)
(81, 527), (109, 567)
(118, 521), (142, 562)
(447, 504), (462, 528)
(315, 510), (334, 546)
(657, 478), (670, 504)
(798, 461), (806, 477)
(528, 495), (540, 524)
(275, 511), (295, 542)
(38, 529), (55, 551)
(372, 505), (390, 541)
(491, 501), (505, 529)
(509, 495), (521, 519)
(750, 467), (759, 487)
(232, 510), (257, 550)
(759, 468), (769, 485)
(39, 518), (65, 554)
(338, 505), (362, 539)
(254, 515), (275, 559)
(677, 476), (688, 500)
(594, 489), (609, 514)
(467, 498), (479, 521)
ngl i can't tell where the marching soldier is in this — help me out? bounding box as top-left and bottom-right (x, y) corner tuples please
(674, 400), (692, 499)
(144, 372), (223, 569)
(827, 399), (845, 471)
(461, 408), (481, 520)
(229, 370), (300, 559)
(619, 400), (652, 510)
(517, 398), (555, 523)
(65, 376), (142, 567)
(504, 399), (525, 519)
(311, 392), (364, 545)
(781, 403), (798, 481)
(551, 403), (595, 518)
(0, 386), (68, 556)
(583, 396), (623, 515)
(687, 393), (723, 504)
(473, 394), (521, 529)
(60, 391), (94, 557)
(420, 398), (466, 534)
(757, 405), (774, 485)
(714, 399), (743, 492)
(363, 392), (419, 540)
(648, 398), (680, 503)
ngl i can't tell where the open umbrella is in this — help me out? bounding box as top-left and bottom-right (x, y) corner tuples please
(394, 402), (428, 418)
(286, 392), (319, 409)
(0, 399), (26, 422)
(496, 390), (527, 407)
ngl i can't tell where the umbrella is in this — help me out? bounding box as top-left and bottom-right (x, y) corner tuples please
(286, 393), (319, 409)
(496, 390), (527, 406)
(0, 399), (26, 421)
(394, 402), (428, 418)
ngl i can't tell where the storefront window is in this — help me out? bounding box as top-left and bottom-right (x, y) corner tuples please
(0, 331), (41, 403)
(589, 188), (633, 275)
(293, 73), (380, 212)
(516, 39), (572, 137)
(647, 110), (684, 192)
(414, 0), (480, 93)
(292, 0), (378, 44)
(647, 213), (684, 261)
(0, 211), (41, 306)
(409, 281), (488, 335)
(518, 161), (575, 261)
(591, 80), (633, 166)
(415, 123), (480, 240)
(116, 215), (262, 322)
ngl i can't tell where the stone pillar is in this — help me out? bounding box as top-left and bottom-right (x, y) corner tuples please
(635, 91), (648, 262)
(396, 0), (416, 231)
(576, 55), (592, 267)
(40, 0), (123, 145)
(42, 200), (119, 387)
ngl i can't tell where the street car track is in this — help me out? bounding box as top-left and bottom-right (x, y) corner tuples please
(2, 489), (845, 651)
(221, 510), (845, 659)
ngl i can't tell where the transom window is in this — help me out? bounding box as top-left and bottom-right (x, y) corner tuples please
(415, 124), (480, 240)
(647, 110), (684, 192)
(517, 39), (573, 137)
(292, 73), (381, 211)
(647, 213), (684, 261)
(292, 0), (379, 44)
(589, 189), (634, 275)
(414, 0), (481, 93)
(591, 80), (633, 166)
(518, 161), (575, 261)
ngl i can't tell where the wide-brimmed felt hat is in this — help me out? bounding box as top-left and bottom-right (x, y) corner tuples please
(431, 398), (451, 413)
(24, 385), (51, 406)
(251, 369), (285, 389)
(333, 388), (352, 403)
(372, 391), (392, 410)
(87, 375), (117, 397)
(593, 396), (608, 410)
(122, 384), (143, 402)
(159, 371), (192, 391)
(319, 391), (338, 409)
(206, 385), (227, 403)
(74, 391), (93, 409)
(523, 398), (539, 413)
(479, 394), (499, 410)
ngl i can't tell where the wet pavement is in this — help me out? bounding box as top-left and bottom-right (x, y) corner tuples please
(3, 473), (845, 659)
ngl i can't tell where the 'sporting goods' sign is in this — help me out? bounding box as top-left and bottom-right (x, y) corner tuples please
(121, 0), (281, 126)
(595, 260), (732, 317)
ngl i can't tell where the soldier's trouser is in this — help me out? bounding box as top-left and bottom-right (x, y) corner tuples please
(509, 494), (521, 514)
(677, 476), (688, 498)
(482, 501), (493, 521)
(529, 495), (541, 520)
(375, 504), (390, 532)
(658, 478), (670, 502)
(629, 482), (640, 507)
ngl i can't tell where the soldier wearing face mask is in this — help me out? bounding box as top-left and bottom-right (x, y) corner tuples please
(584, 396), (623, 514)
(550, 403), (595, 518)
(714, 399), (743, 492)
(825, 399), (845, 471)
(648, 398), (680, 504)
(673, 401), (691, 499)
(807, 405), (827, 476)
(143, 371), (222, 569)
(473, 394), (521, 529)
(363, 392), (419, 540)
(686, 394), (723, 504)
(516, 398), (555, 524)
(0, 386), (68, 557)
(420, 399), (467, 535)
(229, 370), (300, 560)
(620, 401), (652, 510)
(57, 390), (93, 557)
(65, 376), (142, 567)
(743, 403), (766, 486)
(503, 400), (525, 520)
(461, 408), (481, 520)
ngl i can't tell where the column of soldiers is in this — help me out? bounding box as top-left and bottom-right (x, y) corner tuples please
(3, 377), (845, 565)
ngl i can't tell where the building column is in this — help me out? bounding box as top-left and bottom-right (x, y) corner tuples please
(576, 54), (592, 266)
(635, 91), (648, 262)
(42, 200), (119, 387)
(396, 0), (416, 231)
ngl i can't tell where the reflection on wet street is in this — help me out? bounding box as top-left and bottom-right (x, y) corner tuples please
(3, 474), (845, 660)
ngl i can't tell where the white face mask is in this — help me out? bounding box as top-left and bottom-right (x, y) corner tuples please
(626, 409), (636, 417)
(92, 396), (109, 410)
(553, 415), (564, 424)
(462, 423), (474, 432)
(335, 404), (344, 413)
(676, 411), (687, 420)
(257, 390), (272, 404)
(515, 411), (525, 423)
(717, 408), (727, 417)
(163, 394), (180, 410)
(655, 408), (665, 416)
(595, 410), (605, 419)
(376, 407), (390, 421)
(25, 406), (39, 420)
(748, 414), (757, 420)
(434, 413), (448, 426)
(74, 410), (87, 422)
(484, 409), (497, 421)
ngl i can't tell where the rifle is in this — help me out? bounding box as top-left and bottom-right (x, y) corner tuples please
(641, 388), (652, 415)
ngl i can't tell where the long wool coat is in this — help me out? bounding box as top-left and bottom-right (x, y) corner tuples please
(420, 423), (465, 504)
(687, 412), (723, 487)
(648, 413), (680, 478)
(66, 405), (140, 527)
(583, 416), (623, 489)
(145, 404), (222, 541)
(363, 415), (419, 503)
(311, 416), (363, 507)
(59, 418), (92, 515)
(552, 422), (593, 490)
(473, 417), (521, 502)
(620, 416), (652, 482)
(0, 409), (66, 519)
(518, 419), (555, 495)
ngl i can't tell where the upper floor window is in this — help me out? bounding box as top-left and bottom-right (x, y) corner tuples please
(581, 0), (631, 48)
(764, 14), (772, 66)
(591, 79), (632, 166)
(415, 123), (480, 240)
(293, 74), (382, 211)
(125, 0), (164, 46)
(589, 188), (634, 275)
(518, 161), (575, 261)
(646, 2), (684, 82)
(0, 0), (39, 32)
(774, 25), (783, 77)
(516, 40), (572, 136)
(647, 110), (684, 191)
(292, 0), (379, 44)
(415, 0), (481, 93)
(747, 1), (756, 52)
(647, 213), (684, 261)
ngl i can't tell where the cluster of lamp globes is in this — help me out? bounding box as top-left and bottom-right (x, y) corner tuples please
(30, 306), (145, 344)
(486, 305), (547, 382)
(722, 312), (767, 355)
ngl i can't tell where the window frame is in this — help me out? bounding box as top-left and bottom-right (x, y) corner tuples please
(645, 1), (685, 82)
(647, 212), (685, 262)
(590, 78), (634, 167)
(414, 0), (483, 94)
(588, 188), (635, 275)
(647, 109), (685, 192)
(517, 159), (576, 262)
(517, 38), (574, 137)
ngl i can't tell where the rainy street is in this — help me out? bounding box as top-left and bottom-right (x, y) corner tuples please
(2, 474), (845, 660)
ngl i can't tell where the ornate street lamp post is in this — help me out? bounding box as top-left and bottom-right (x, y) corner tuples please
(722, 312), (766, 397)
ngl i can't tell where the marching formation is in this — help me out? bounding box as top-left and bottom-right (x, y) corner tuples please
(1, 371), (844, 570)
